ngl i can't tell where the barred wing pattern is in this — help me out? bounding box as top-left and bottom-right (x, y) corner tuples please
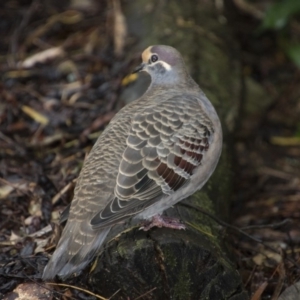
(42, 44), (223, 280)
(91, 95), (213, 228)
(42, 108), (132, 279)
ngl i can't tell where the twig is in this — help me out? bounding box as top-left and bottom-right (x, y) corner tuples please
(109, 288), (121, 299)
(52, 182), (74, 205)
(259, 167), (296, 180)
(233, 0), (264, 19)
(134, 287), (157, 300)
(241, 219), (292, 230)
(271, 262), (285, 300)
(47, 282), (108, 300)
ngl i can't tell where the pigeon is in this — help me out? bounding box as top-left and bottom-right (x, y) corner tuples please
(42, 45), (222, 280)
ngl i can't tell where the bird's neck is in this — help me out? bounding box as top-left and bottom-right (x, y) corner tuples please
(149, 72), (199, 92)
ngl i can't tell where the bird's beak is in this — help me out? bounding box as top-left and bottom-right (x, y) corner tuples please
(132, 62), (146, 74)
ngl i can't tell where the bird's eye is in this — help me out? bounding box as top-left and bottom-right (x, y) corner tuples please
(150, 54), (158, 63)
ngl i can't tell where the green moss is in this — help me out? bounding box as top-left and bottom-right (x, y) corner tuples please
(192, 192), (215, 212)
(173, 261), (192, 300)
(116, 241), (128, 259)
(135, 239), (147, 251)
(117, 239), (150, 259)
(164, 248), (177, 269)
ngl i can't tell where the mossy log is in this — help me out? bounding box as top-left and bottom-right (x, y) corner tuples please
(85, 1), (248, 299)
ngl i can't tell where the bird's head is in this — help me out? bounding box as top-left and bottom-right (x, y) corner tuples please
(133, 45), (188, 85)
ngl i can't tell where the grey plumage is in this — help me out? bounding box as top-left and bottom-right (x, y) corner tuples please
(42, 45), (222, 280)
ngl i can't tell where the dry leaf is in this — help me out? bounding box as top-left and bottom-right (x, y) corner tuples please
(3, 283), (52, 300)
(0, 185), (14, 199)
(252, 243), (283, 267)
(58, 10), (83, 24)
(34, 237), (50, 253)
(28, 198), (42, 217)
(21, 105), (49, 125)
(271, 136), (300, 146)
(251, 281), (268, 300)
(9, 231), (22, 243)
(21, 47), (65, 68)
(113, 0), (127, 57)
(253, 251), (282, 267)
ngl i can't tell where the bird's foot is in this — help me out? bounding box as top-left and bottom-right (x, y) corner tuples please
(139, 215), (186, 231)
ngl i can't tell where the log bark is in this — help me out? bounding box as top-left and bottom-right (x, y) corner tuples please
(86, 1), (248, 299)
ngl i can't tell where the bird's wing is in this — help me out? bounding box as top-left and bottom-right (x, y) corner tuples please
(91, 95), (214, 228)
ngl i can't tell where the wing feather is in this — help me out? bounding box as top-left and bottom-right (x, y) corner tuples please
(91, 95), (214, 229)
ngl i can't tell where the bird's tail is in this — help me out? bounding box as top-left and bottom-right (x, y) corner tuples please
(42, 222), (110, 280)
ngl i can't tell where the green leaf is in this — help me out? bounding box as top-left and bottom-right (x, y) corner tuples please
(262, 0), (300, 30)
(286, 44), (300, 68)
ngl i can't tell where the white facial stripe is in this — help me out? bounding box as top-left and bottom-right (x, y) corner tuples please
(158, 61), (172, 71)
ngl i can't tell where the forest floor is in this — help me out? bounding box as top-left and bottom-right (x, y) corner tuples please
(0, 0), (300, 299)
(228, 2), (300, 299)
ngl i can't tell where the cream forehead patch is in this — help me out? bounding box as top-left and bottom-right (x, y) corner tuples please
(142, 47), (153, 62)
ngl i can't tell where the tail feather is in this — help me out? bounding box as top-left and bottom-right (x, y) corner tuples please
(42, 225), (110, 280)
